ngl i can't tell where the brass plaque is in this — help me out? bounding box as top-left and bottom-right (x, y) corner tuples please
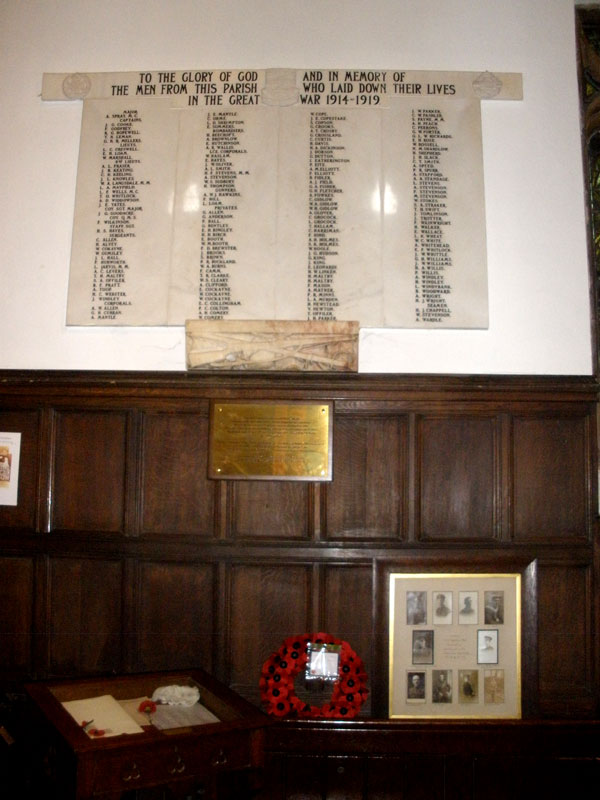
(209, 402), (332, 480)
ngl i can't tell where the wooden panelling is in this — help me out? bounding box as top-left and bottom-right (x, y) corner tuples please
(48, 557), (122, 676)
(269, 754), (447, 800)
(282, 754), (325, 800)
(0, 371), (598, 758)
(262, 719), (600, 799)
(471, 756), (600, 800)
(322, 565), (373, 714)
(136, 561), (216, 672)
(512, 415), (589, 541)
(325, 756), (365, 799)
(231, 481), (310, 539)
(228, 564), (312, 701)
(0, 556), (33, 674)
(141, 412), (216, 536)
(52, 411), (127, 532)
(367, 755), (445, 800)
(537, 564), (592, 712)
(326, 416), (405, 539)
(0, 411), (40, 531)
(418, 416), (496, 541)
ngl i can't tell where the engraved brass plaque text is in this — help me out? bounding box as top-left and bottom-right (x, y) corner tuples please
(209, 402), (332, 480)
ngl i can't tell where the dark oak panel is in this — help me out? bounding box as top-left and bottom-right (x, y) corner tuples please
(512, 415), (590, 541)
(228, 564), (312, 700)
(323, 565), (373, 715)
(537, 564), (592, 712)
(265, 752), (446, 800)
(325, 755), (366, 799)
(53, 410), (127, 532)
(418, 415), (496, 541)
(231, 481), (310, 539)
(326, 416), (406, 540)
(47, 557), (122, 676)
(367, 755), (445, 800)
(282, 754), (325, 800)
(471, 755), (600, 800)
(141, 412), (216, 536)
(136, 560), (216, 672)
(0, 556), (33, 674)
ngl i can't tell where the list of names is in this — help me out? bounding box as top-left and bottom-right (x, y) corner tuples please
(199, 112), (245, 318)
(66, 84), (490, 329)
(92, 109), (143, 320)
(307, 113), (350, 319)
(412, 108), (454, 324)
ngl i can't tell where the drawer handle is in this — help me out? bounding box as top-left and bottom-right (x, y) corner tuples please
(212, 749), (228, 767)
(122, 762), (141, 782)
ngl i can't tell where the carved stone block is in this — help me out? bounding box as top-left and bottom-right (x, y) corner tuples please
(185, 320), (359, 371)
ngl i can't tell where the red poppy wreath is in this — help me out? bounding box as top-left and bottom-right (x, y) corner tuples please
(259, 632), (368, 718)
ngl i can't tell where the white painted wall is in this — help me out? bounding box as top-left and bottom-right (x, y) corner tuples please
(0, 0), (593, 374)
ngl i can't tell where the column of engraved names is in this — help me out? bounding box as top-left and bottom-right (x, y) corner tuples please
(412, 108), (453, 323)
(199, 112), (244, 318)
(92, 109), (146, 320)
(307, 113), (348, 319)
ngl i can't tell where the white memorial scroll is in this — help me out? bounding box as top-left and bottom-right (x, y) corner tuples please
(42, 69), (522, 329)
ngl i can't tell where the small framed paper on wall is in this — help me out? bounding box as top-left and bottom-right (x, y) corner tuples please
(0, 432), (21, 506)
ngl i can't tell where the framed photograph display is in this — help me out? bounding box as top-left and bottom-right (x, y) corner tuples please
(389, 573), (522, 719)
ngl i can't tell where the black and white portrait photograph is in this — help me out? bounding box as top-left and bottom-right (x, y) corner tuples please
(406, 590), (427, 625)
(484, 591), (504, 624)
(433, 591), (452, 624)
(477, 629), (499, 664)
(432, 669), (453, 703)
(411, 629), (433, 664)
(406, 671), (426, 702)
(458, 591), (478, 624)
(484, 669), (505, 704)
(458, 670), (478, 703)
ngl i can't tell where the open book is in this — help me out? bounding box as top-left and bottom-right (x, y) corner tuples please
(62, 693), (220, 737)
(62, 694), (144, 738)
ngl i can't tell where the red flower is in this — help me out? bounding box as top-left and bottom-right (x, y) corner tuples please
(338, 676), (357, 692)
(276, 659), (297, 676)
(138, 700), (157, 715)
(270, 699), (292, 717)
(282, 636), (305, 653)
(264, 682), (290, 703)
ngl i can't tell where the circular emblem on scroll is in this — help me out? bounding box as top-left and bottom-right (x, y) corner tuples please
(62, 73), (92, 100)
(472, 71), (503, 99)
(261, 68), (299, 107)
(259, 632), (368, 718)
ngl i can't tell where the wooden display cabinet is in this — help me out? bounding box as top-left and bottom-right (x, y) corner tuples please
(25, 669), (272, 799)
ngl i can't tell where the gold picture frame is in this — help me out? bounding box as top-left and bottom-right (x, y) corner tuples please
(389, 572), (522, 719)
